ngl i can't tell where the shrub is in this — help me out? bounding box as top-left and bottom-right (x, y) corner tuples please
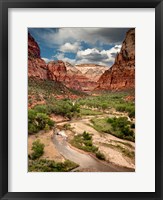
(33, 105), (49, 114)
(129, 109), (135, 118)
(84, 140), (93, 147)
(28, 159), (79, 172)
(131, 123), (135, 129)
(71, 131), (98, 153)
(101, 103), (108, 110)
(63, 123), (71, 130)
(83, 131), (92, 140)
(80, 108), (102, 116)
(36, 113), (54, 130)
(28, 109), (54, 134)
(96, 151), (106, 160)
(91, 117), (135, 142)
(121, 126), (134, 136)
(109, 117), (134, 141)
(46, 100), (80, 119)
(44, 124), (50, 131)
(28, 123), (39, 133)
(31, 140), (45, 160)
(28, 110), (39, 133)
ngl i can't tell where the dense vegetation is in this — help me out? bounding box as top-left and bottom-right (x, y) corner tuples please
(29, 140), (45, 160)
(80, 108), (102, 116)
(107, 117), (135, 141)
(28, 159), (79, 172)
(71, 131), (105, 160)
(33, 98), (80, 119)
(47, 98), (80, 119)
(91, 117), (135, 142)
(29, 80), (135, 119)
(28, 98), (81, 133)
(95, 151), (106, 160)
(77, 92), (135, 118)
(28, 109), (54, 133)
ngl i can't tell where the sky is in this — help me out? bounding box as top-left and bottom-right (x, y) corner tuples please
(28, 28), (130, 67)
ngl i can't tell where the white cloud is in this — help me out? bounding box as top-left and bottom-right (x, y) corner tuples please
(55, 53), (76, 65)
(60, 42), (81, 53)
(53, 44), (121, 66)
(76, 45), (121, 66)
(42, 57), (52, 63)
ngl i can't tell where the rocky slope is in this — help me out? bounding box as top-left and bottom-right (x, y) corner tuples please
(28, 33), (47, 79)
(96, 28), (135, 90)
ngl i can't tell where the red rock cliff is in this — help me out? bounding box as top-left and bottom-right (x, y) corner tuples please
(28, 33), (47, 79)
(96, 28), (135, 90)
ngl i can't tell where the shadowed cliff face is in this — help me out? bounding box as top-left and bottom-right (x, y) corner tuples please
(96, 28), (135, 91)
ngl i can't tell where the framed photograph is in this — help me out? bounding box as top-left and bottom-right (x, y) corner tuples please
(0, 0), (162, 199)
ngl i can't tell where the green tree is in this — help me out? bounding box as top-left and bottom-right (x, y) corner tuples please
(31, 140), (45, 160)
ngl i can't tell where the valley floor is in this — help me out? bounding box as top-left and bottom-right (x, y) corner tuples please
(28, 111), (135, 172)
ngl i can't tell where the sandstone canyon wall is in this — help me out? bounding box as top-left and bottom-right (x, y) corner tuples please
(28, 29), (135, 92)
(28, 33), (48, 79)
(96, 28), (135, 91)
(28, 33), (106, 92)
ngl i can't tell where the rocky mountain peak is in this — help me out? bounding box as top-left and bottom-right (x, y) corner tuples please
(96, 28), (135, 90)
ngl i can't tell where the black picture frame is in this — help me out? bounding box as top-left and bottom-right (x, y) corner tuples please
(0, 0), (162, 199)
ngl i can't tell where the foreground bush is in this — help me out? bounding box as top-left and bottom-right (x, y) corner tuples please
(31, 140), (45, 160)
(96, 151), (106, 160)
(28, 159), (79, 172)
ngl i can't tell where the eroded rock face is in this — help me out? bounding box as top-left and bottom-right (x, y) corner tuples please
(47, 60), (68, 82)
(64, 62), (99, 91)
(28, 33), (47, 79)
(96, 28), (135, 90)
(75, 64), (108, 81)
